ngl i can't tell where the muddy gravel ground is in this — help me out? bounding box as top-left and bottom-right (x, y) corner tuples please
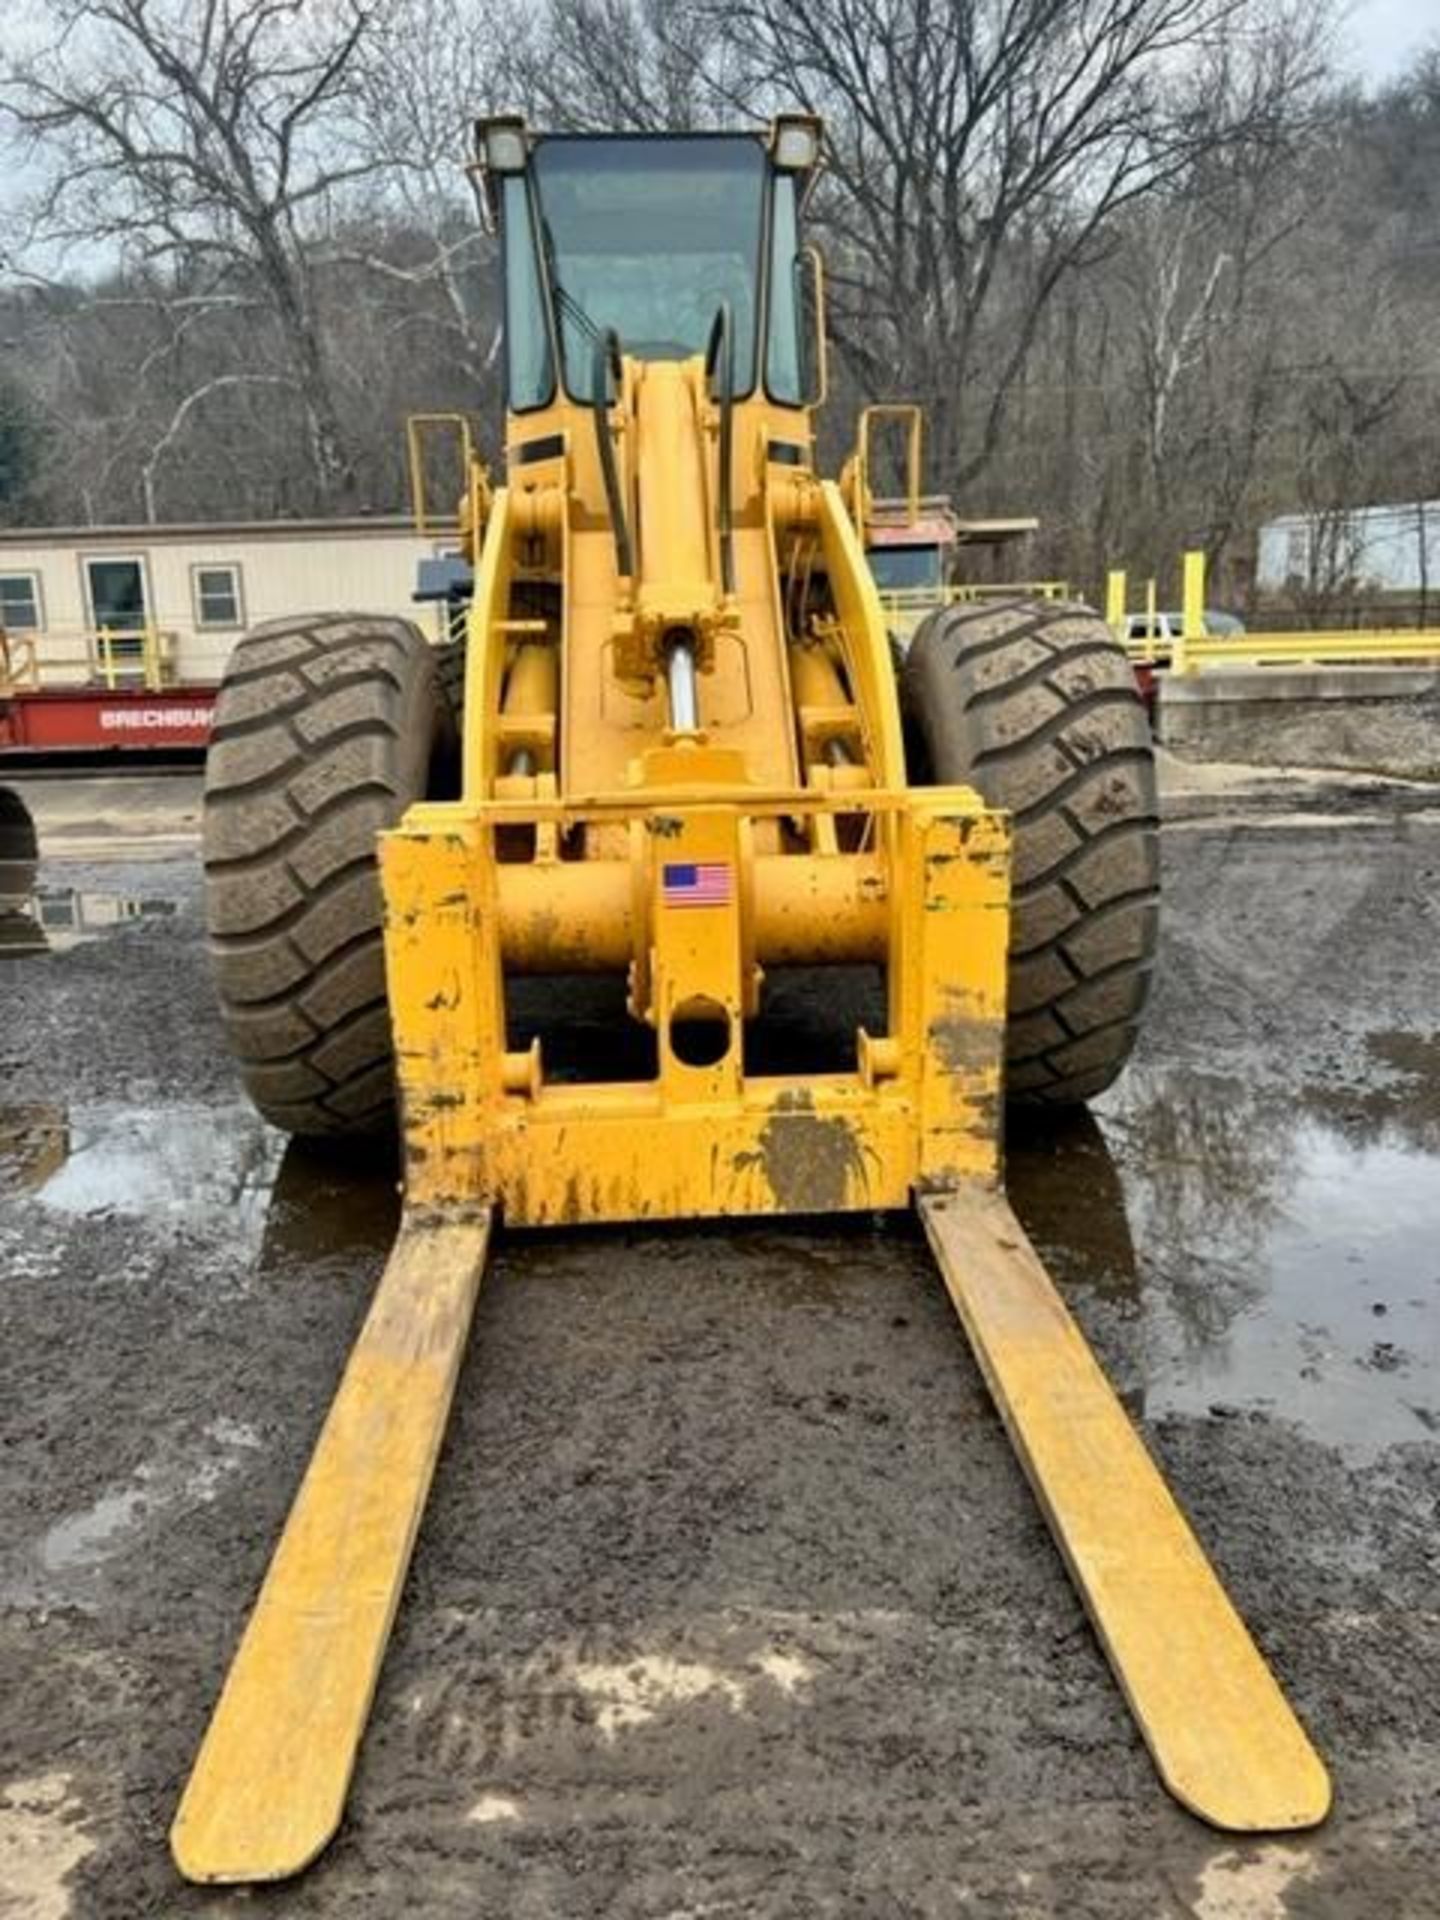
(1, 769), (1438, 1919)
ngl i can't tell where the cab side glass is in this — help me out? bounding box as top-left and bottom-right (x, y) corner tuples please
(766, 176), (803, 403)
(503, 175), (554, 411)
(795, 250), (825, 406)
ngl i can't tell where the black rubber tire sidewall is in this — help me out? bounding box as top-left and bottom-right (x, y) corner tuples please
(901, 597), (1159, 1108)
(202, 613), (449, 1138)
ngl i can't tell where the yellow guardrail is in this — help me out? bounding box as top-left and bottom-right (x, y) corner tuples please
(406, 411), (491, 540)
(1111, 551), (1440, 675)
(878, 581), (1072, 640)
(0, 624), (178, 695)
(855, 404), (924, 527)
(1165, 631), (1440, 674)
(955, 581), (1070, 603)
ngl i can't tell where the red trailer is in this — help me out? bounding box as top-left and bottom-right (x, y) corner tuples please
(1, 625), (216, 758)
(0, 682), (216, 756)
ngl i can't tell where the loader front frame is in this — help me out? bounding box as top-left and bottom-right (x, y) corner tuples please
(382, 784), (1009, 1224)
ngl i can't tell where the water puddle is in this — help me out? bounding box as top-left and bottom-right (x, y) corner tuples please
(6, 1416), (264, 1608)
(0, 1101), (290, 1283)
(4, 1101), (286, 1233)
(1086, 1066), (1440, 1455)
(0, 1097), (398, 1271)
(2, 1052), (1436, 1467)
(1, 781), (182, 951)
(0, 885), (180, 955)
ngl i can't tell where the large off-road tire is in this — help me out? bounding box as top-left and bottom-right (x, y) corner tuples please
(433, 636), (466, 730)
(0, 785), (38, 898)
(902, 598), (1159, 1108)
(203, 614), (454, 1138)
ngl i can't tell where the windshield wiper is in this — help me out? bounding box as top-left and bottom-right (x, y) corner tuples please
(540, 218), (604, 355)
(592, 328), (634, 583)
(706, 301), (736, 596)
(554, 279), (603, 346)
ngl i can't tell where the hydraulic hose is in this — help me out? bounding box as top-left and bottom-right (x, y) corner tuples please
(705, 302), (736, 595)
(592, 328), (634, 581)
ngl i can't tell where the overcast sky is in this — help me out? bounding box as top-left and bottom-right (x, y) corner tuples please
(1343, 0), (1439, 81)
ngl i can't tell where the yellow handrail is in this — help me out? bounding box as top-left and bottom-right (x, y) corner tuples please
(92, 623), (172, 691)
(952, 581), (1069, 602)
(1, 624), (176, 693)
(406, 412), (489, 540)
(876, 581), (1071, 641)
(1145, 630), (1440, 673)
(855, 404), (923, 527)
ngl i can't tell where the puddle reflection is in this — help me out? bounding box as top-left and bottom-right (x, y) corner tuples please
(0, 1101), (286, 1245)
(3, 1050), (1436, 1471)
(0, 1105), (70, 1191)
(1096, 1067), (1440, 1455)
(0, 1097), (399, 1276)
(0, 906), (49, 954)
(0, 886), (180, 956)
(1007, 1107), (1138, 1302)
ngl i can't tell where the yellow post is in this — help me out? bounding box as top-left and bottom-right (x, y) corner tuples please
(1106, 568), (1127, 637)
(1182, 549), (1205, 641)
(1178, 549), (1206, 676)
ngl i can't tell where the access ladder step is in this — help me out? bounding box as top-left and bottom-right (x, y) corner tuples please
(920, 1188), (1330, 1833)
(171, 1210), (493, 1883)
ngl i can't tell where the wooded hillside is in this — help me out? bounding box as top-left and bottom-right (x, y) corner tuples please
(1, 0), (1435, 605)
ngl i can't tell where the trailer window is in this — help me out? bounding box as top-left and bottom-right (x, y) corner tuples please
(531, 136), (768, 401)
(0, 572), (41, 630)
(193, 564), (243, 629)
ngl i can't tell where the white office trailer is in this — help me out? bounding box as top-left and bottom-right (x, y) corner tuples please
(0, 516), (442, 689)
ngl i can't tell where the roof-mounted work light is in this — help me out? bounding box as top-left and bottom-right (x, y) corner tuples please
(476, 114), (529, 173)
(471, 114), (531, 230)
(769, 114), (823, 172)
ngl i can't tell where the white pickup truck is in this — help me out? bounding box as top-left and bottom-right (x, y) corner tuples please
(1122, 608), (1246, 645)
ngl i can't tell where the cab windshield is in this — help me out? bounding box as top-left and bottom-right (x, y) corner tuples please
(522, 135), (768, 404)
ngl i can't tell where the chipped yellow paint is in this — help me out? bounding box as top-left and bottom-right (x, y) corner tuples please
(377, 792), (1007, 1224)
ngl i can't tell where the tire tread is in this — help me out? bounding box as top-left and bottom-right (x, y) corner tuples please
(202, 613), (444, 1137)
(902, 598), (1159, 1107)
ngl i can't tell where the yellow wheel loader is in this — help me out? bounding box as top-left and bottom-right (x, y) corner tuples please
(174, 116), (1329, 1883)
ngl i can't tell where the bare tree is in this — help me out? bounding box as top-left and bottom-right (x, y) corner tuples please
(0, 0), (1437, 619)
(707, 0), (1333, 489)
(522, 0), (731, 132)
(343, 0), (519, 386)
(0, 0), (384, 510)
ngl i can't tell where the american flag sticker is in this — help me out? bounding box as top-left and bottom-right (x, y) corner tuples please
(662, 861), (732, 908)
